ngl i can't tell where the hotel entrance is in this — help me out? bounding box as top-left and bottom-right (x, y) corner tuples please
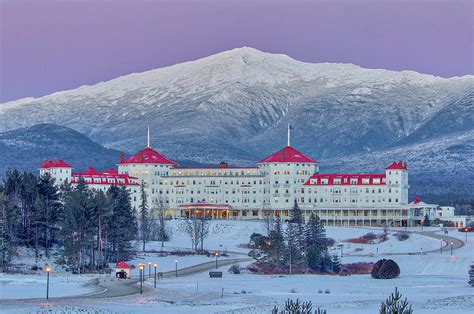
(179, 204), (231, 220)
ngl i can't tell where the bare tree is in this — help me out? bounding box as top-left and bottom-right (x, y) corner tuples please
(182, 213), (209, 253)
(262, 205), (274, 235)
(152, 197), (171, 248)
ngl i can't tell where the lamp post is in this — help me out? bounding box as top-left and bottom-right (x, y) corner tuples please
(175, 260), (178, 277)
(450, 242), (453, 256)
(139, 264), (144, 294)
(465, 228), (468, 243)
(45, 267), (51, 300)
(440, 240), (443, 253)
(215, 251), (220, 269)
(153, 263), (157, 288)
(148, 262), (152, 278)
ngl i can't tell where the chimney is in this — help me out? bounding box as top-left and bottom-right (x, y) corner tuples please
(404, 161), (407, 169)
(138, 150), (144, 163)
(219, 161), (228, 168)
(42, 160), (47, 166)
(120, 151), (124, 162)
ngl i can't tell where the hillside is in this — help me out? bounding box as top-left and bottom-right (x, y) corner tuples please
(0, 124), (122, 175)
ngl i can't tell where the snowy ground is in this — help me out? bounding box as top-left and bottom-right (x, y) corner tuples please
(1, 220), (473, 313)
(0, 273), (102, 299)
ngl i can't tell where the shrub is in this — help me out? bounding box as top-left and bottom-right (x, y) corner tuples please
(272, 298), (327, 314)
(228, 264), (241, 274)
(372, 259), (400, 279)
(340, 262), (374, 275)
(325, 237), (336, 247)
(380, 287), (413, 314)
(362, 232), (378, 240)
(395, 232), (410, 241)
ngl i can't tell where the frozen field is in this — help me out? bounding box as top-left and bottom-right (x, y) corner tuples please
(1, 220), (473, 313)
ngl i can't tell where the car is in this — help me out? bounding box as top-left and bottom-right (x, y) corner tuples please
(458, 227), (474, 232)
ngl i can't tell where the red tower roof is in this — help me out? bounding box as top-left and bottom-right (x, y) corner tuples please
(119, 147), (177, 165)
(386, 161), (407, 170)
(258, 146), (316, 164)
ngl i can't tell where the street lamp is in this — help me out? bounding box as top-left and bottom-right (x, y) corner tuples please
(138, 264), (144, 294)
(465, 228), (468, 242)
(45, 267), (51, 300)
(175, 259), (178, 277)
(148, 262), (152, 278)
(440, 240), (443, 253)
(450, 242), (453, 256)
(153, 263), (158, 288)
(215, 251), (220, 269)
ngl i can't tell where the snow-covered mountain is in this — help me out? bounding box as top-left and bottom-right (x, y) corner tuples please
(0, 47), (472, 201)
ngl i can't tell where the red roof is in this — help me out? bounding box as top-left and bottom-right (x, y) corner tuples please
(304, 173), (386, 186)
(102, 168), (119, 175)
(80, 167), (102, 176)
(258, 146), (316, 164)
(386, 161), (407, 170)
(71, 168), (139, 186)
(115, 261), (131, 269)
(119, 147), (177, 165)
(40, 159), (72, 169)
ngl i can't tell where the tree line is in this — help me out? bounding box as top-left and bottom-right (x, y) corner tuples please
(249, 200), (341, 274)
(0, 170), (168, 273)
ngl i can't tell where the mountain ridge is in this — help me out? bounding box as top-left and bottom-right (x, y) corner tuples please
(0, 47), (472, 202)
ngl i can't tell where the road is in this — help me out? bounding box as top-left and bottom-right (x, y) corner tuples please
(344, 229), (464, 257)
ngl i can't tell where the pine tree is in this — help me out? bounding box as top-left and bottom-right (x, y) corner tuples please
(268, 217), (285, 266)
(305, 213), (329, 271)
(138, 183), (151, 251)
(331, 255), (342, 273)
(380, 287), (413, 314)
(59, 179), (94, 273)
(285, 221), (304, 273)
(108, 186), (137, 262)
(37, 173), (61, 259)
(94, 190), (110, 269)
(0, 185), (14, 269)
(289, 199), (306, 251)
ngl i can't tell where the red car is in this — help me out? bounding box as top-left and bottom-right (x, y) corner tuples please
(458, 227), (474, 232)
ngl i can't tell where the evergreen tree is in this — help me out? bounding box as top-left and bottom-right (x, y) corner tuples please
(285, 221), (304, 273)
(268, 217), (285, 266)
(319, 253), (333, 273)
(59, 179), (94, 273)
(108, 186), (137, 262)
(305, 213), (329, 271)
(37, 173), (61, 259)
(94, 190), (110, 268)
(289, 199), (306, 252)
(380, 287), (413, 314)
(138, 183), (151, 251)
(0, 185), (14, 269)
(331, 255), (342, 273)
(18, 172), (39, 247)
(3, 170), (22, 250)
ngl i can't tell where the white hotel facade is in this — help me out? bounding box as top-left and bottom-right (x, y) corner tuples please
(42, 128), (468, 227)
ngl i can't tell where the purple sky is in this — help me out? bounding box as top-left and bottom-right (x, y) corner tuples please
(1, 0), (472, 103)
